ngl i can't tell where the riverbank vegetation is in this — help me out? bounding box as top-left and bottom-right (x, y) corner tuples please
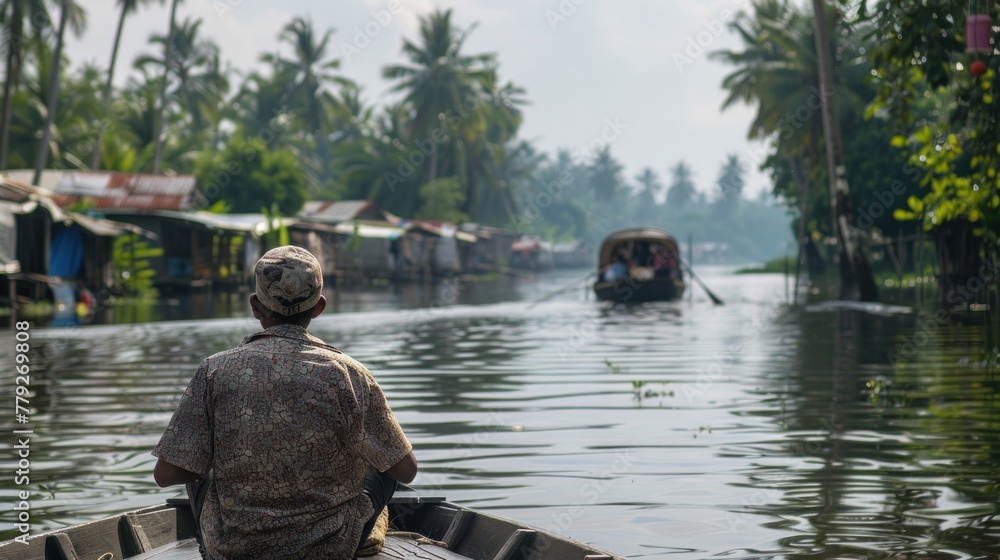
(1, 1), (996, 277)
(714, 0), (998, 299)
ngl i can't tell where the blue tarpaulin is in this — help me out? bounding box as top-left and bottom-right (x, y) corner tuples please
(49, 225), (84, 278)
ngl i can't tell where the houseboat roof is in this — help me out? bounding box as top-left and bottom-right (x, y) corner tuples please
(299, 200), (396, 224)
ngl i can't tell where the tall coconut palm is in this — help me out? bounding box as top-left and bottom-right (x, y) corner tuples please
(633, 167), (663, 225)
(460, 76), (527, 222)
(137, 19), (225, 131)
(0, 0), (49, 170)
(666, 161), (696, 211)
(89, 0), (164, 169)
(151, 0), (180, 173)
(715, 154), (746, 210)
(262, 16), (349, 189)
(32, 0), (87, 185)
(588, 147), (625, 206)
(139, 15), (229, 171)
(233, 71), (293, 143)
(382, 8), (496, 183)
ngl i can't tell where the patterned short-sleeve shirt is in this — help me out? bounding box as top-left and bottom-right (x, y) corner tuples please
(153, 324), (411, 559)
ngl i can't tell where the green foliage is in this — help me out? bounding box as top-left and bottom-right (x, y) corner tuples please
(260, 204), (290, 247)
(3, 4), (800, 264)
(195, 137), (307, 216)
(893, 123), (1000, 236)
(417, 177), (469, 223)
(867, 1), (1000, 241)
(113, 234), (162, 296)
(736, 255), (796, 274)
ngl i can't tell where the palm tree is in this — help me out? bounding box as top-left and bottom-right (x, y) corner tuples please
(635, 168), (663, 201)
(713, 0), (877, 299)
(382, 9), (496, 183)
(714, 154), (745, 216)
(632, 167), (663, 225)
(333, 104), (418, 213)
(262, 16), (349, 189)
(460, 76), (527, 222)
(89, 0), (164, 169)
(588, 147), (624, 204)
(233, 71), (292, 142)
(32, 0), (87, 185)
(666, 161), (696, 211)
(138, 16), (229, 171)
(0, 0), (49, 170)
(810, 0), (877, 301)
(151, 0), (180, 173)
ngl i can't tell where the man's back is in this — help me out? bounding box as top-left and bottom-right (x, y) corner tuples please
(154, 324), (411, 559)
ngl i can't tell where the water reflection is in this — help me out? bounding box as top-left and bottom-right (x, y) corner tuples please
(5, 270), (999, 559)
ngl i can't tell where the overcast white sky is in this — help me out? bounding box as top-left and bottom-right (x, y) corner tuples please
(67, 0), (772, 198)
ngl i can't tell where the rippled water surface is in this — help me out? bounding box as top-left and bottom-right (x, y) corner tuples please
(4, 269), (999, 559)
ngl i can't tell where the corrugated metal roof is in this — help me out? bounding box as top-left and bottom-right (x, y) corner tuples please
(0, 176), (69, 221)
(4, 170), (205, 211)
(334, 221), (404, 239)
(67, 213), (157, 239)
(114, 210), (285, 236)
(0, 177), (36, 204)
(299, 200), (375, 223)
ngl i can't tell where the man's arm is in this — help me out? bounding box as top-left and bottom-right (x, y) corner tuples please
(383, 450), (418, 484)
(153, 458), (202, 487)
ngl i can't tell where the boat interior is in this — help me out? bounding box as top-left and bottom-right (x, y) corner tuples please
(1, 492), (618, 560)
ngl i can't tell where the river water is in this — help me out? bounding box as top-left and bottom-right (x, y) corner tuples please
(4, 269), (999, 559)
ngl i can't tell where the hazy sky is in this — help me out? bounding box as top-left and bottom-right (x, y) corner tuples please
(67, 0), (771, 198)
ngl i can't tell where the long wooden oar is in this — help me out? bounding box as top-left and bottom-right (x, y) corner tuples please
(680, 261), (724, 305)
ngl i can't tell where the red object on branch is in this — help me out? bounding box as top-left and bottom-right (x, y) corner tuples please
(970, 60), (988, 77)
(966, 15), (992, 53)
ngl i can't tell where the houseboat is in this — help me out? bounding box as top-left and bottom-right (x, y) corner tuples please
(592, 227), (685, 303)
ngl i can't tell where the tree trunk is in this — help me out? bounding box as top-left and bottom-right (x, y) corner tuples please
(90, 3), (130, 169)
(0, 6), (25, 171)
(152, 0), (180, 174)
(32, 0), (71, 185)
(937, 221), (985, 307)
(0, 47), (19, 171)
(810, 0), (878, 301)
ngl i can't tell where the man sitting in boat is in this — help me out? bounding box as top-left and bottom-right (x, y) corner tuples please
(151, 245), (417, 559)
(602, 254), (629, 281)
